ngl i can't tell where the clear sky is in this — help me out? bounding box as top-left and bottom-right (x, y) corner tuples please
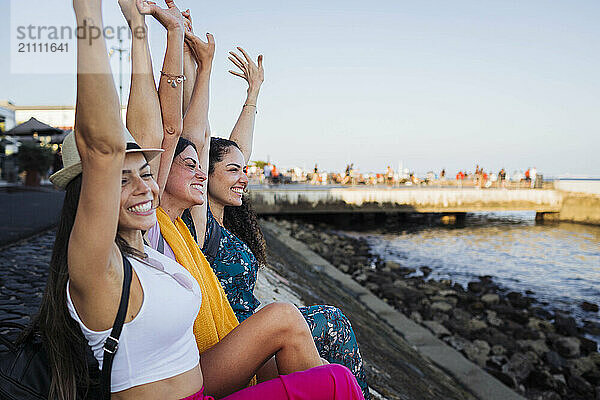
(1, 0), (599, 177)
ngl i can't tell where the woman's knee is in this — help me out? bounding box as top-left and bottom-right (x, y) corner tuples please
(260, 302), (309, 336)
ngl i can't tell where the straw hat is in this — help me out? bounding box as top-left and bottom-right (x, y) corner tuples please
(49, 129), (163, 190)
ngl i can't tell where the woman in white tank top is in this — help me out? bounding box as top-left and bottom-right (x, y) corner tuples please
(34, 0), (364, 399)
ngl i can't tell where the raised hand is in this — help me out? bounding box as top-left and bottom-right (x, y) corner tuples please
(182, 11), (215, 69)
(142, 0), (185, 32)
(228, 47), (264, 96)
(118, 0), (148, 27)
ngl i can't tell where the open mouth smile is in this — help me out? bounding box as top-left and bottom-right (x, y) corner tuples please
(231, 187), (244, 196)
(191, 183), (204, 193)
(127, 200), (153, 215)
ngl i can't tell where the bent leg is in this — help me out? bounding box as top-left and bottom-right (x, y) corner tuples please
(201, 302), (321, 398)
(222, 364), (364, 400)
(299, 305), (371, 399)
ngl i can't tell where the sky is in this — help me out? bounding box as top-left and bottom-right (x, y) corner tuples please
(1, 0), (599, 177)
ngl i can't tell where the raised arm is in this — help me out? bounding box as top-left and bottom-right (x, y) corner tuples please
(181, 14), (215, 245)
(69, 0), (126, 294)
(154, 0), (185, 195)
(119, 0), (163, 174)
(182, 9), (197, 115)
(227, 47), (264, 163)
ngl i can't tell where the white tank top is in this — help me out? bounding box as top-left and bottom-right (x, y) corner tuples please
(66, 246), (201, 393)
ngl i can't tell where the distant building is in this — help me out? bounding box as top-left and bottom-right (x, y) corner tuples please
(0, 101), (17, 133)
(0, 100), (126, 133)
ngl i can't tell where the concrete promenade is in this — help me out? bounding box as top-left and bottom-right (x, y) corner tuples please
(249, 184), (600, 225)
(249, 186), (562, 214)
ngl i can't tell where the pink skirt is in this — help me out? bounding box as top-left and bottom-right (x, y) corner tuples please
(181, 364), (364, 400)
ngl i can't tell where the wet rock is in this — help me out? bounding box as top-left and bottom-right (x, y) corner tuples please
(567, 374), (594, 396)
(492, 344), (507, 356)
(538, 391), (561, 400)
(554, 337), (581, 358)
(452, 308), (471, 321)
(581, 301), (599, 312)
(423, 320), (451, 337)
(565, 356), (596, 377)
(487, 354), (508, 369)
(583, 368), (600, 386)
(527, 369), (557, 390)
(419, 266), (432, 277)
(481, 293), (500, 306)
(467, 318), (487, 333)
(506, 352), (535, 381)
(467, 281), (484, 293)
(578, 336), (598, 355)
(554, 312), (579, 336)
(544, 351), (566, 373)
(517, 339), (549, 357)
(431, 302), (453, 313)
(528, 317), (555, 333)
(585, 320), (600, 336)
(338, 264), (350, 273)
(409, 311), (422, 323)
(507, 292), (531, 309)
(463, 339), (489, 367)
(486, 310), (503, 327)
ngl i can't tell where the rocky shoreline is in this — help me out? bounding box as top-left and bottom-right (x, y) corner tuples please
(266, 218), (600, 400)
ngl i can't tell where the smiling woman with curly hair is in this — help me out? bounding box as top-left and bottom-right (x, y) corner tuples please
(180, 45), (371, 398)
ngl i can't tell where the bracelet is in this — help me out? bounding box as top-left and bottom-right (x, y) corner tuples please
(243, 104), (257, 114)
(160, 71), (186, 88)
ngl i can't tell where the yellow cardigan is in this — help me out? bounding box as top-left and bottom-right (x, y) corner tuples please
(156, 207), (239, 353)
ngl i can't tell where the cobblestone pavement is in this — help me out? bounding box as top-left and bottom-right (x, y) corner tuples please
(0, 230), (55, 339)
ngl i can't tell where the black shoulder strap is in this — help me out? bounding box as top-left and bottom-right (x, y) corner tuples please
(204, 217), (222, 263)
(157, 234), (165, 255)
(100, 253), (133, 400)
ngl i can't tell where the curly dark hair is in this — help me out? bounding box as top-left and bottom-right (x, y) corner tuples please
(210, 137), (267, 266)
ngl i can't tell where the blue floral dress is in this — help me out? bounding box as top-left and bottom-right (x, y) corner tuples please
(183, 209), (370, 399)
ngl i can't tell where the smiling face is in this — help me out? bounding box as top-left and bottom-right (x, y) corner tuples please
(165, 145), (207, 209)
(118, 152), (160, 232)
(208, 146), (248, 207)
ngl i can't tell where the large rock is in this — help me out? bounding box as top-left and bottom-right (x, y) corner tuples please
(581, 301), (599, 312)
(507, 291), (531, 309)
(554, 336), (581, 358)
(506, 352), (535, 381)
(554, 312), (579, 336)
(467, 318), (488, 333)
(544, 351), (566, 373)
(517, 339), (549, 357)
(463, 339), (489, 367)
(578, 335), (599, 355)
(423, 320), (451, 337)
(481, 293), (500, 306)
(527, 369), (557, 391)
(566, 356), (596, 377)
(431, 301), (453, 313)
(528, 317), (555, 333)
(486, 310), (503, 327)
(567, 374), (594, 396)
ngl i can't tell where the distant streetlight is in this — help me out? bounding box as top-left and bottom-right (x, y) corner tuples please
(109, 38), (129, 106)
